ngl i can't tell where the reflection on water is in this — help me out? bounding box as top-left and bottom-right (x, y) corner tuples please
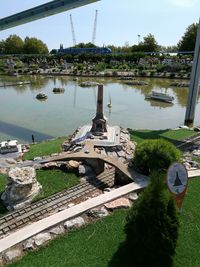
(0, 75), (200, 143)
(145, 99), (174, 109)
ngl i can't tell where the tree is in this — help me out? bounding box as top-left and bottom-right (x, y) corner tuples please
(178, 23), (198, 51)
(4, 35), (24, 54)
(131, 34), (159, 53)
(134, 139), (182, 175)
(142, 33), (159, 52)
(0, 40), (5, 54)
(74, 42), (97, 48)
(24, 37), (49, 54)
(125, 176), (179, 267)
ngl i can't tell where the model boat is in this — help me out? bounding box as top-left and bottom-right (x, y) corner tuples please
(36, 93), (48, 100)
(145, 91), (174, 103)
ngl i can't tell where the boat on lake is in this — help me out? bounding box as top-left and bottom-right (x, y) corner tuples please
(36, 93), (48, 100)
(145, 91), (174, 103)
(79, 81), (99, 87)
(107, 94), (112, 108)
(53, 87), (65, 93)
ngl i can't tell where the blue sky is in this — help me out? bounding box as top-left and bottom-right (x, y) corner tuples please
(0, 0), (200, 50)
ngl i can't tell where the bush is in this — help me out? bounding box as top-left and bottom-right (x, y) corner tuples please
(134, 139), (181, 175)
(125, 176), (179, 267)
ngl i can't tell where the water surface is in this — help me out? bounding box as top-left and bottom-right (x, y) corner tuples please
(0, 75), (199, 143)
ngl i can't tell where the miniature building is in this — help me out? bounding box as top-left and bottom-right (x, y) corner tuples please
(0, 140), (18, 154)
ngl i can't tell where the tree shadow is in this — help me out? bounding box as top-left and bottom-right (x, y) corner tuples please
(108, 240), (133, 267)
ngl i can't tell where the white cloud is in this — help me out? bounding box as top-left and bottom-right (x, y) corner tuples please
(169, 0), (199, 7)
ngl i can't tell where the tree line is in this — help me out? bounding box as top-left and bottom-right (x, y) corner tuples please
(0, 22), (198, 55)
(0, 35), (49, 55)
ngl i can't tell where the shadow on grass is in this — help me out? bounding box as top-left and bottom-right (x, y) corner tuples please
(108, 240), (132, 267)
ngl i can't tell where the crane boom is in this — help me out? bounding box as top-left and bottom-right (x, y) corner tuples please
(92, 9), (98, 44)
(70, 14), (77, 46)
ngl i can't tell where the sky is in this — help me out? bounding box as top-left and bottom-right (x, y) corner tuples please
(0, 0), (200, 50)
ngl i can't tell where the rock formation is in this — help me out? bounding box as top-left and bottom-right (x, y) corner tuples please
(1, 167), (42, 210)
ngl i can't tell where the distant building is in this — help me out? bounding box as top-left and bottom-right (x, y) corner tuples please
(0, 140), (19, 154)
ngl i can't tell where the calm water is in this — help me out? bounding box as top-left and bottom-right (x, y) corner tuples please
(0, 75), (199, 143)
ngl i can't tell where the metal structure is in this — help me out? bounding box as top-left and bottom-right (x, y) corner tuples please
(184, 19), (200, 126)
(69, 14), (77, 46)
(92, 9), (98, 44)
(0, 0), (100, 31)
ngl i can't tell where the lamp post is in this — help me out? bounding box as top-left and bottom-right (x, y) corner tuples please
(137, 34), (141, 45)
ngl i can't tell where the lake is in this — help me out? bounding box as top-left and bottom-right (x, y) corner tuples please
(0, 75), (199, 143)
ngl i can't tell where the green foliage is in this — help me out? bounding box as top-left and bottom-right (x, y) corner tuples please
(4, 35), (24, 54)
(7, 178), (200, 267)
(74, 42), (97, 48)
(95, 62), (106, 71)
(0, 34), (49, 55)
(23, 137), (66, 160)
(24, 37), (49, 54)
(134, 139), (181, 174)
(132, 34), (159, 52)
(125, 177), (179, 267)
(178, 23), (198, 51)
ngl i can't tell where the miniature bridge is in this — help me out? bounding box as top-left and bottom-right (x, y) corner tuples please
(20, 140), (134, 180)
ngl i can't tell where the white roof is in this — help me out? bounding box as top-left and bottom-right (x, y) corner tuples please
(0, 140), (18, 147)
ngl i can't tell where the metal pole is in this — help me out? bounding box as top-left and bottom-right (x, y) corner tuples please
(184, 19), (200, 126)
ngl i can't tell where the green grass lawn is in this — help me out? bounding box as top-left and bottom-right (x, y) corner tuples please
(23, 137), (67, 160)
(34, 169), (80, 201)
(8, 178), (200, 267)
(130, 128), (196, 144)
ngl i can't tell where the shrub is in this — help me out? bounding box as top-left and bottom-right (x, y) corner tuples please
(134, 139), (181, 175)
(125, 176), (179, 267)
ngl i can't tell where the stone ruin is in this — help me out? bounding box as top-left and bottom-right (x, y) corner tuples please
(1, 167), (42, 210)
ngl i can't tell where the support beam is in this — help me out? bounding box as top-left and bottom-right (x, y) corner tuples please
(0, 0), (100, 31)
(184, 19), (200, 126)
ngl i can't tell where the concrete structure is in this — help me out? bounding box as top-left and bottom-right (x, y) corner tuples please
(0, 0), (100, 31)
(91, 84), (107, 133)
(185, 19), (200, 126)
(72, 84), (120, 147)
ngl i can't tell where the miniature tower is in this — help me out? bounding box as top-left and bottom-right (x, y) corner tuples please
(91, 84), (107, 133)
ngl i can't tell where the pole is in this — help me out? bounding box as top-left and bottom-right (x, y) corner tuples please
(184, 19), (200, 126)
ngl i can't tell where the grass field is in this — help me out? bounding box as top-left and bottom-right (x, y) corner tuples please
(130, 128), (196, 144)
(8, 178), (200, 267)
(0, 170), (80, 214)
(23, 137), (67, 160)
(34, 169), (80, 201)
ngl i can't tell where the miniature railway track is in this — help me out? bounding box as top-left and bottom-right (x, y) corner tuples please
(0, 170), (115, 238)
(176, 132), (200, 150)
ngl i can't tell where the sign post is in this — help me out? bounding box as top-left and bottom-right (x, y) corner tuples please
(166, 162), (188, 211)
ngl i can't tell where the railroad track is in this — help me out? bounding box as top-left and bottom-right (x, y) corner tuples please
(176, 132), (200, 150)
(0, 170), (115, 238)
